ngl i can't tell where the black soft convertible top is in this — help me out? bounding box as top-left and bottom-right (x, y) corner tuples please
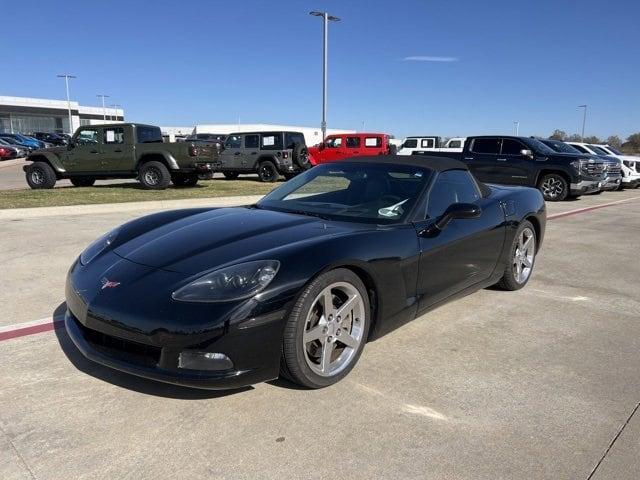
(341, 155), (468, 172)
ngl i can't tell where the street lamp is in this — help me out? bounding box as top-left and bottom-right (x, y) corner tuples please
(578, 105), (587, 140)
(514, 121), (520, 136)
(97, 94), (110, 121)
(57, 74), (76, 134)
(310, 11), (340, 141)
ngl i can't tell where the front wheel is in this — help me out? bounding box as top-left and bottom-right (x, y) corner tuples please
(495, 220), (537, 291)
(280, 268), (370, 389)
(26, 162), (56, 189)
(538, 173), (568, 201)
(257, 161), (279, 182)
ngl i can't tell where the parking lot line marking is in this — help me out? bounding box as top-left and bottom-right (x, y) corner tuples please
(548, 196), (640, 220)
(0, 317), (63, 342)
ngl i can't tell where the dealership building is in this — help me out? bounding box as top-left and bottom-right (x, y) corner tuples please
(0, 96), (124, 135)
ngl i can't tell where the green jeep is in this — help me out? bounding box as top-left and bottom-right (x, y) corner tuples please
(216, 131), (311, 182)
(23, 123), (218, 190)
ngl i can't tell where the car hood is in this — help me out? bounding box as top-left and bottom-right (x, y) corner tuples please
(113, 207), (357, 274)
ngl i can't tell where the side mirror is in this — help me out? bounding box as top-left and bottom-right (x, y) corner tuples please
(430, 202), (481, 231)
(520, 149), (534, 158)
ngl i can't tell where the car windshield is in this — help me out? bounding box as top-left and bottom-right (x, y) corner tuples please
(258, 163), (433, 224)
(542, 140), (581, 154)
(524, 138), (557, 155)
(588, 145), (610, 155)
(606, 146), (623, 155)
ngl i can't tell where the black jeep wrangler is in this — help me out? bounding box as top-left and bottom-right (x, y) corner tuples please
(216, 131), (310, 182)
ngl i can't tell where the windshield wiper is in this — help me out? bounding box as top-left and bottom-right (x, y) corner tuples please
(285, 209), (331, 221)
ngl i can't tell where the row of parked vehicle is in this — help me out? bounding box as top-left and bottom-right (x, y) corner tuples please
(0, 131), (71, 160)
(20, 123), (640, 203)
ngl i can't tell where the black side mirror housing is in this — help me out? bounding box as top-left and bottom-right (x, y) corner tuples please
(421, 203), (482, 237)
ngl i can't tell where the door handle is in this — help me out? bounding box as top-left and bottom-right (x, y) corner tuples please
(464, 157), (474, 160)
(497, 158), (507, 161)
(114, 149), (122, 153)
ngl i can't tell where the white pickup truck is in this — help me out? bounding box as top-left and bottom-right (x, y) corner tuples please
(567, 142), (640, 189)
(398, 136), (466, 155)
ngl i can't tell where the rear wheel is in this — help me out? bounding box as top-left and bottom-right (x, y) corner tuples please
(258, 161), (279, 182)
(171, 174), (198, 187)
(26, 162), (56, 189)
(280, 268), (370, 389)
(495, 220), (537, 291)
(538, 173), (568, 201)
(70, 177), (95, 187)
(138, 161), (170, 190)
(223, 172), (239, 180)
(292, 143), (311, 170)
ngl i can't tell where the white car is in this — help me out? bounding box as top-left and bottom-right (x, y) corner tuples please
(398, 136), (466, 155)
(567, 142), (640, 189)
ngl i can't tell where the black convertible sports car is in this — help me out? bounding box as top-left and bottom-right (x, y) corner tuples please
(65, 156), (546, 389)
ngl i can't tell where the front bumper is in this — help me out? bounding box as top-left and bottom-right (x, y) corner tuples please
(570, 179), (601, 196)
(64, 259), (289, 390)
(600, 174), (622, 191)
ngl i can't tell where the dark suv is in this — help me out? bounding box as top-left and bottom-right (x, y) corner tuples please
(216, 131), (310, 182)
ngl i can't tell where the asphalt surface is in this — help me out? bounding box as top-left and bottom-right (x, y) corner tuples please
(1, 189), (639, 479)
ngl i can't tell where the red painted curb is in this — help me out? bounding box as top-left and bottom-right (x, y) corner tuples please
(548, 196), (640, 220)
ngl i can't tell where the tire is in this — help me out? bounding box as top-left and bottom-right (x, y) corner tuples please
(292, 143), (311, 170)
(26, 162), (56, 189)
(223, 172), (239, 180)
(280, 268), (371, 389)
(171, 174), (198, 187)
(138, 161), (171, 190)
(495, 220), (537, 291)
(70, 177), (95, 187)
(538, 173), (568, 201)
(257, 161), (279, 183)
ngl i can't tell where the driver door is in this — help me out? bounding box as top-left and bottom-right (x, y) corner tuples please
(61, 127), (102, 173)
(413, 170), (505, 311)
(218, 134), (244, 170)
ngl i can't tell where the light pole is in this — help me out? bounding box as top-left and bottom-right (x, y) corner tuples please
(310, 11), (340, 141)
(57, 74), (76, 134)
(578, 105), (587, 140)
(514, 121), (520, 136)
(97, 94), (110, 121)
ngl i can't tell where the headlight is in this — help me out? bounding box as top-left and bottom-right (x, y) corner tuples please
(80, 228), (119, 265)
(172, 260), (280, 303)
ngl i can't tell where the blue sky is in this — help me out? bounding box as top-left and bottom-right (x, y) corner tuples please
(3, 0), (638, 139)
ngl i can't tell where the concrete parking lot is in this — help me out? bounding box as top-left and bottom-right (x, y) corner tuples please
(1, 190), (640, 479)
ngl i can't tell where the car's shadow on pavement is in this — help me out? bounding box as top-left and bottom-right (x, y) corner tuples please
(52, 303), (252, 399)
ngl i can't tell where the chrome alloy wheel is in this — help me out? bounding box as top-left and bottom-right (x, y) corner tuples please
(541, 177), (564, 199)
(513, 227), (535, 284)
(30, 169), (45, 185)
(144, 168), (160, 186)
(303, 282), (366, 377)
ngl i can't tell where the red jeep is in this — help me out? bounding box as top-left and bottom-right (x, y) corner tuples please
(308, 133), (396, 165)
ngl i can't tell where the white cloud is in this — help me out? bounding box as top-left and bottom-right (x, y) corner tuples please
(402, 56), (459, 62)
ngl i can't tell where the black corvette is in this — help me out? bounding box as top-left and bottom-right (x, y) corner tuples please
(65, 156), (545, 389)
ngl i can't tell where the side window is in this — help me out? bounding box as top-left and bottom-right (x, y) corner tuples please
(76, 129), (99, 145)
(364, 137), (381, 148)
(426, 170), (481, 219)
(471, 138), (500, 154)
(244, 135), (259, 149)
(420, 138), (434, 148)
(448, 140), (462, 148)
(501, 139), (526, 155)
(572, 144), (589, 154)
(104, 127), (124, 144)
(346, 136), (361, 148)
(403, 139), (418, 148)
(326, 137), (343, 148)
(261, 133), (283, 150)
(225, 135), (242, 149)
(285, 132), (306, 149)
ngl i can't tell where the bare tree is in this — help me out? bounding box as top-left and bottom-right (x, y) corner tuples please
(566, 134), (583, 142)
(606, 136), (622, 148)
(583, 135), (601, 144)
(548, 129), (567, 141)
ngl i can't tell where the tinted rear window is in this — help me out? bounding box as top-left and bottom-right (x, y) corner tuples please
(136, 126), (163, 143)
(285, 132), (306, 149)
